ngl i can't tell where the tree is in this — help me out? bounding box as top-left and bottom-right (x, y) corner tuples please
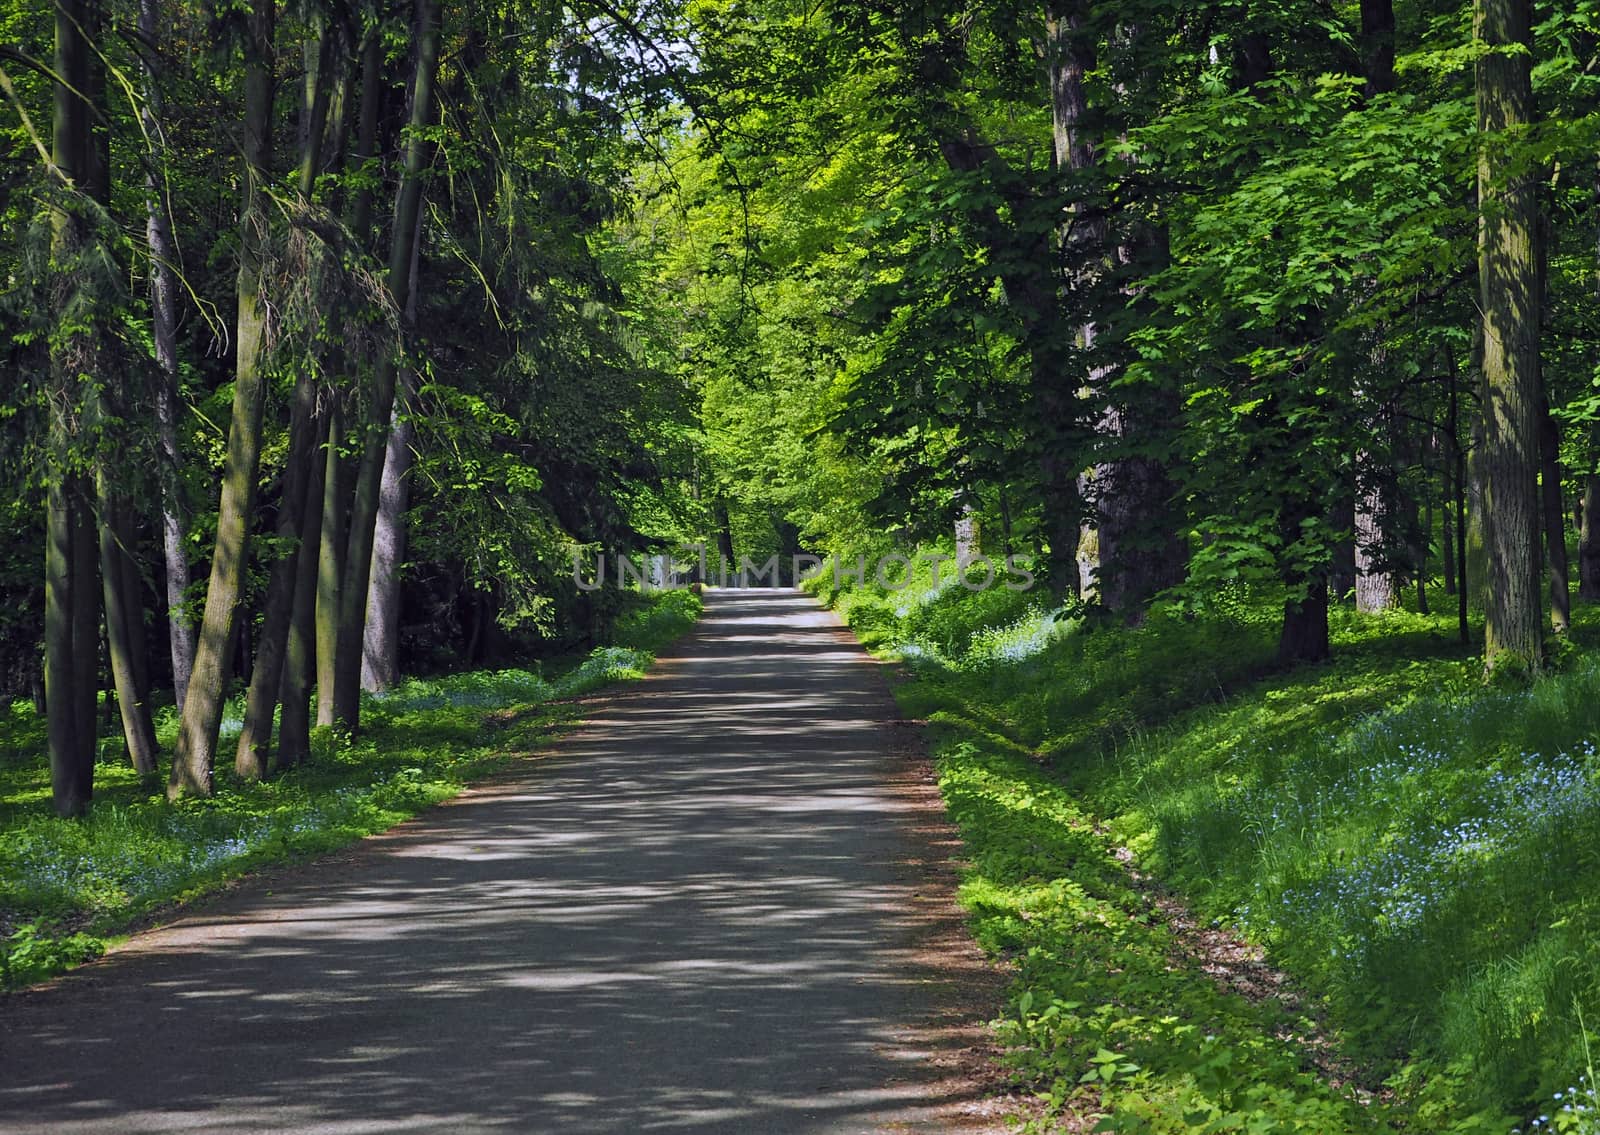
(1475, 0), (1544, 676)
(169, 0), (277, 798)
(44, 0), (104, 816)
(330, 0), (440, 732)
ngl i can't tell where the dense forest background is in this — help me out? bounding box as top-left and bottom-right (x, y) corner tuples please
(6, 0), (1600, 1125)
(2, 0), (1596, 802)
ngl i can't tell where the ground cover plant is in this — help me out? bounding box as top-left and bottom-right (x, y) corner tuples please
(0, 589), (700, 989)
(811, 557), (1600, 1133)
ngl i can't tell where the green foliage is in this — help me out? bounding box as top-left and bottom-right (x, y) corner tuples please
(822, 556), (1600, 1130)
(0, 922), (103, 990)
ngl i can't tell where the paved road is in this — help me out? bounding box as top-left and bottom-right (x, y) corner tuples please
(0, 589), (1005, 1134)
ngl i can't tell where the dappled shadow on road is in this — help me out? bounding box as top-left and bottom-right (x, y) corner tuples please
(0, 590), (1010, 1134)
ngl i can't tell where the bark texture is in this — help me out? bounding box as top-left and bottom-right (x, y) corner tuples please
(169, 0), (276, 797)
(1352, 0), (1400, 614)
(138, 0), (194, 711)
(332, 0), (441, 729)
(279, 414), (327, 770)
(45, 0), (102, 817)
(97, 476), (159, 775)
(1580, 474), (1600, 600)
(361, 217), (424, 693)
(1540, 398), (1570, 634)
(235, 22), (340, 778)
(1353, 460), (1400, 613)
(315, 406), (347, 727)
(1475, 0), (1543, 675)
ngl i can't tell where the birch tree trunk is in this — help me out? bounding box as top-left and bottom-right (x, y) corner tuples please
(1353, 0), (1400, 614)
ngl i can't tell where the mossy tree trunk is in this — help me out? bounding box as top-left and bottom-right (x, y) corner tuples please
(169, 0), (276, 798)
(1475, 0), (1544, 676)
(315, 404), (348, 727)
(235, 20), (340, 780)
(316, 24), (383, 728)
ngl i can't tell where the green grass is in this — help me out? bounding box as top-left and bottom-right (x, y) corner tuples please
(811, 557), (1600, 1132)
(0, 588), (701, 989)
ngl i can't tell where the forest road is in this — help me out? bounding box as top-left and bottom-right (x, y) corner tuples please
(0, 588), (1013, 1134)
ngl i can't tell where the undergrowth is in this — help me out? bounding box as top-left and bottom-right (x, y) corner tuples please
(0, 588), (700, 989)
(811, 553), (1600, 1133)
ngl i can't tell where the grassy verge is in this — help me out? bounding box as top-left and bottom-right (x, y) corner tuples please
(0, 588), (700, 989)
(811, 559), (1600, 1133)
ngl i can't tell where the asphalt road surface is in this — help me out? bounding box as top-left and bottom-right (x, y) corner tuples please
(0, 589), (1008, 1134)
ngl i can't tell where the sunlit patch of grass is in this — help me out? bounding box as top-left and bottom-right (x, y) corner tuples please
(0, 587), (700, 989)
(820, 554), (1600, 1129)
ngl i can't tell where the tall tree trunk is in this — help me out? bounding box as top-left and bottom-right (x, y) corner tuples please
(1352, 0), (1400, 615)
(361, 212), (424, 694)
(1329, 494), (1356, 603)
(1451, 349), (1472, 643)
(313, 23), (381, 727)
(332, 0), (441, 731)
(1277, 493), (1331, 665)
(235, 21), (339, 778)
(1046, 8), (1182, 618)
(1467, 413), (1489, 612)
(1584, 164), (1600, 603)
(69, 486), (100, 780)
(46, 0), (101, 817)
(1442, 446), (1458, 596)
(315, 406), (348, 726)
(85, 20), (157, 779)
(360, 373), (416, 692)
(1580, 474), (1600, 600)
(45, 481), (94, 817)
(1360, 0), (1396, 98)
(137, 0), (193, 711)
(1475, 0), (1543, 676)
(234, 381), (316, 779)
(1417, 492), (1431, 615)
(1540, 397), (1570, 634)
(169, 0), (276, 798)
(1354, 447), (1400, 612)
